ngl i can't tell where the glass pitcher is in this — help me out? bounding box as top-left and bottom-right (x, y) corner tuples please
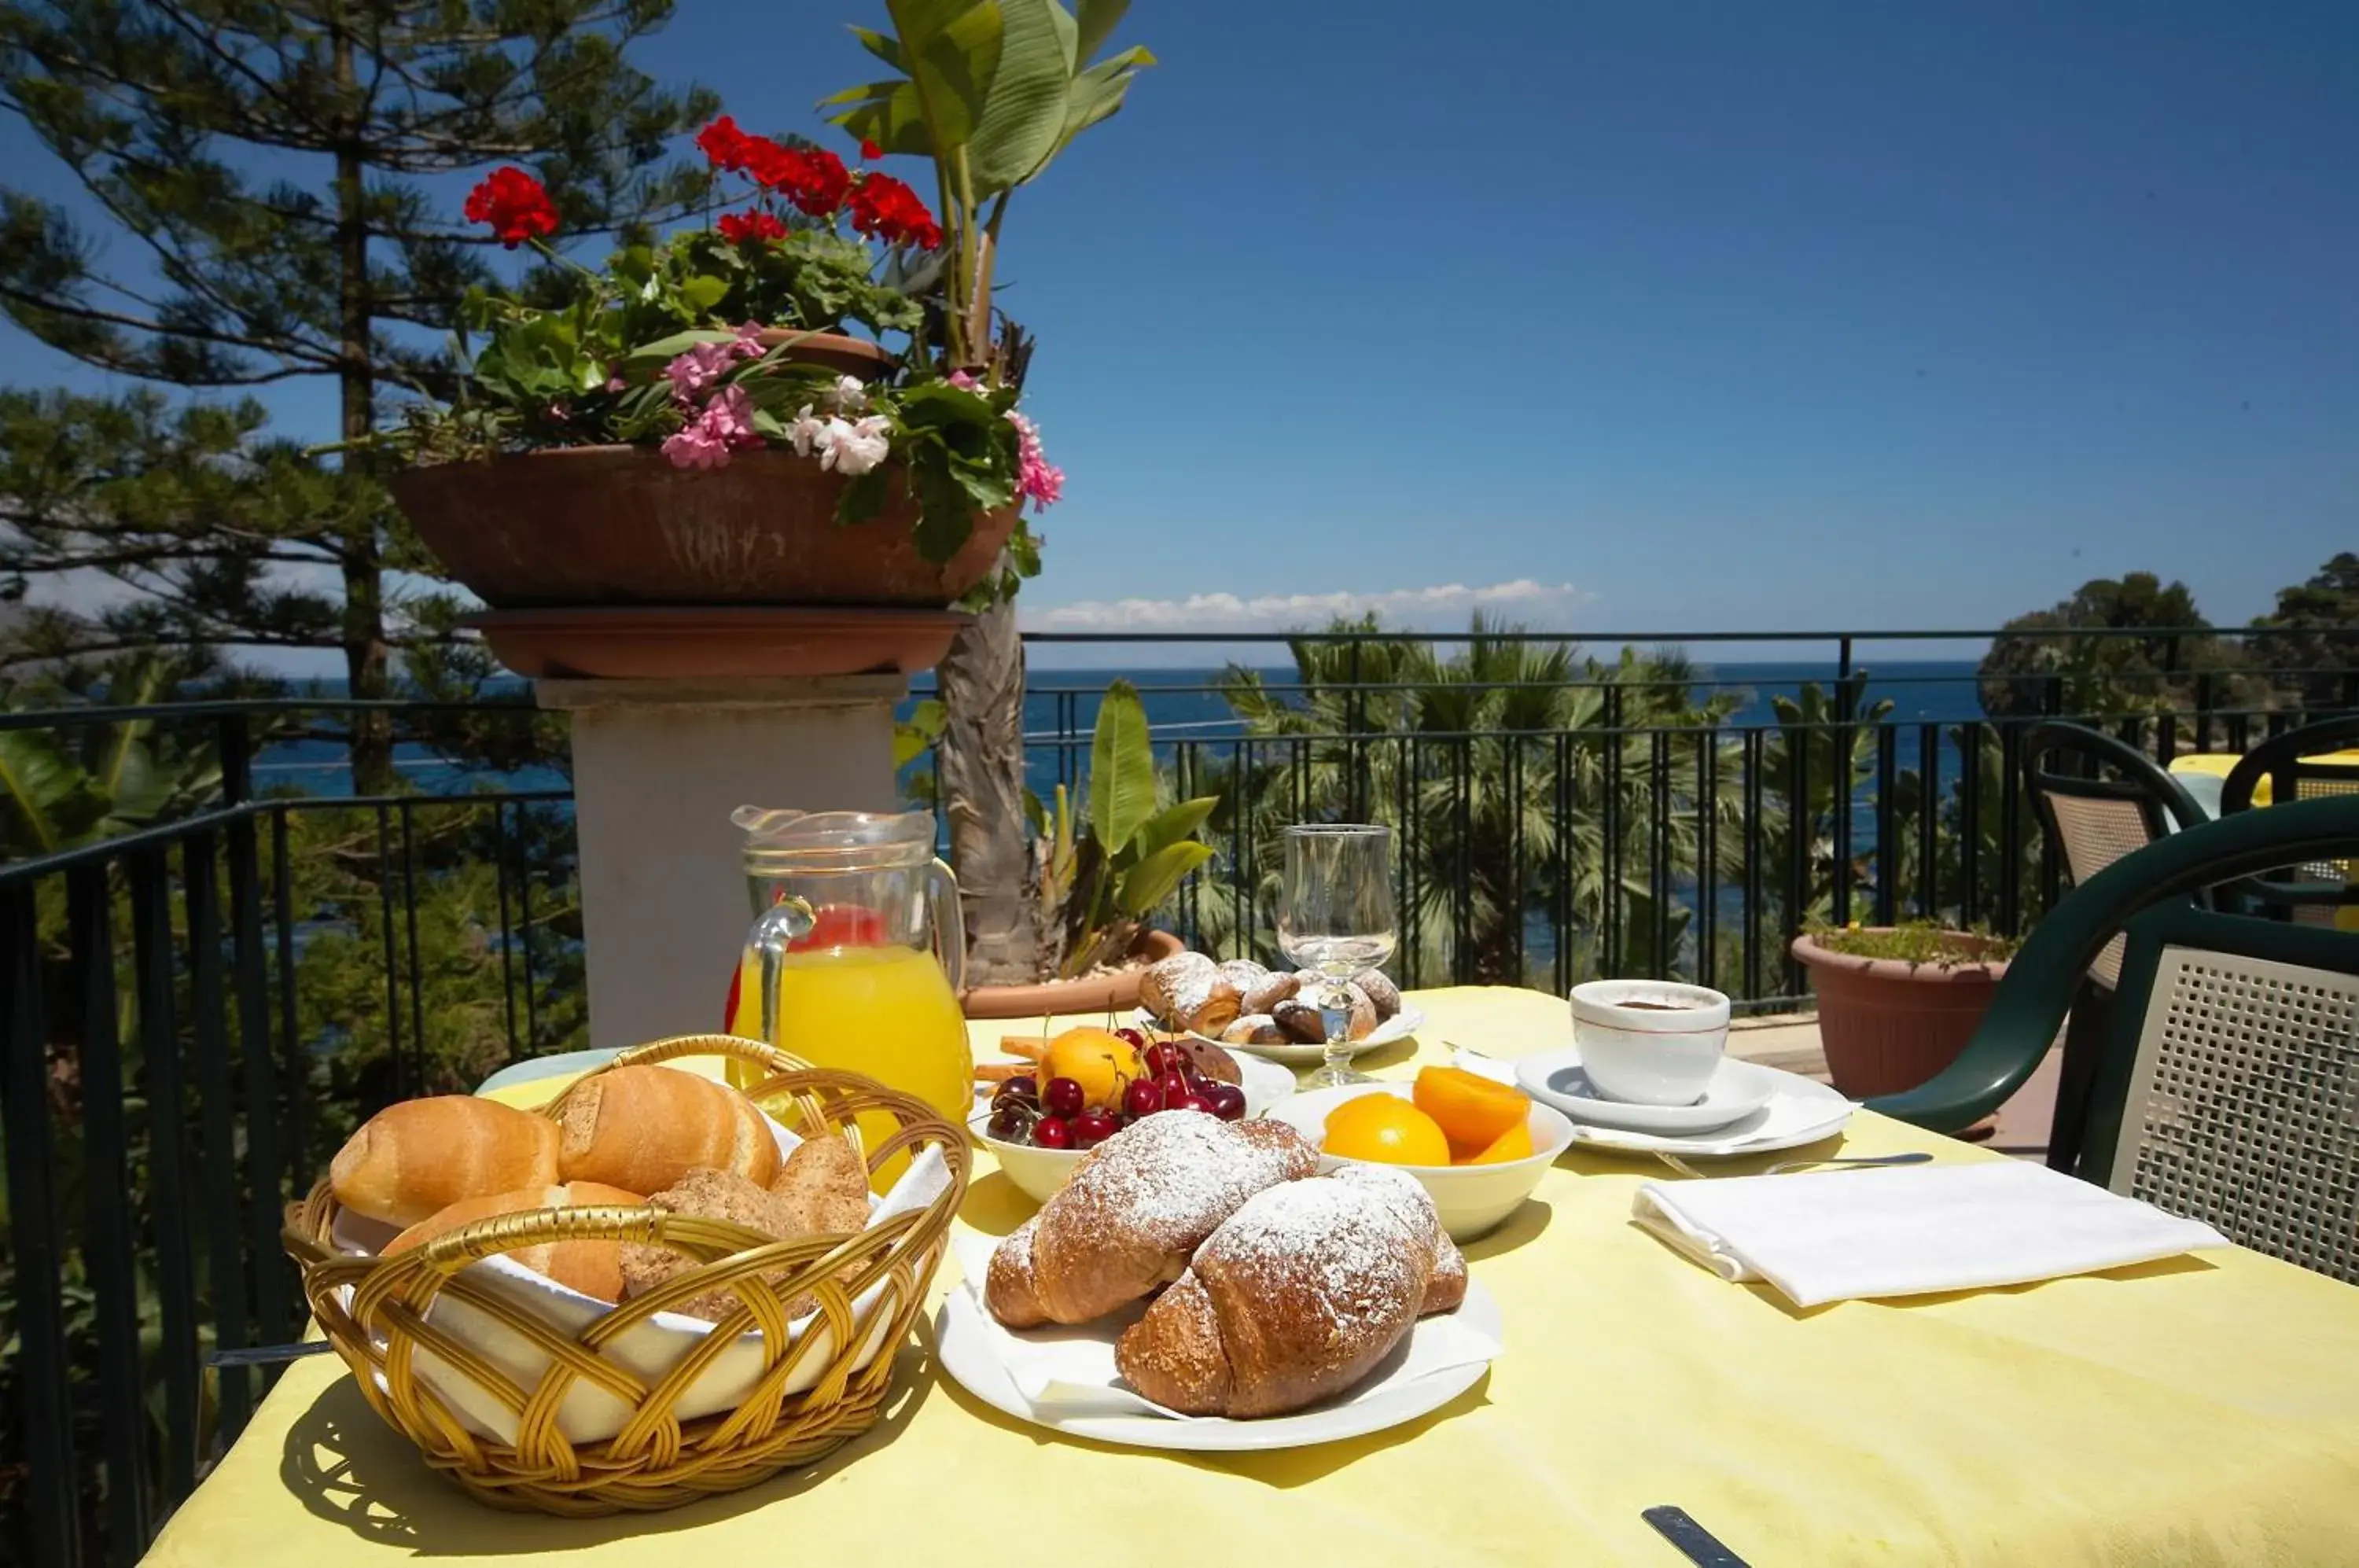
(731, 808), (973, 1143)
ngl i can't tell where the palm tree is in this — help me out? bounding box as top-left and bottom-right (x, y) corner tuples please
(1194, 617), (1747, 988)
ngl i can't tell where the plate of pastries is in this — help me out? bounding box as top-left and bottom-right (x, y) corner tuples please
(1135, 950), (1424, 1063)
(937, 1110), (1500, 1451)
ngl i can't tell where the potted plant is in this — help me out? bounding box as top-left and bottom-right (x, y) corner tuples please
(377, 109), (1069, 675)
(961, 682), (1215, 1018)
(1790, 922), (2022, 1098)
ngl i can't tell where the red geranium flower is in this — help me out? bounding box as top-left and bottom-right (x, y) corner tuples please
(463, 166), (559, 248)
(696, 115), (754, 172)
(859, 139), (882, 161)
(845, 171), (943, 251)
(716, 208), (788, 245)
(745, 139), (851, 217)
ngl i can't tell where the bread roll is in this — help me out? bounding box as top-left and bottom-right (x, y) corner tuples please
(1139, 951), (1215, 1021)
(618, 1167), (791, 1324)
(381, 1180), (644, 1301)
(1115, 1177), (1431, 1417)
(771, 1135), (870, 1235)
(330, 1096), (560, 1228)
(555, 1065), (780, 1195)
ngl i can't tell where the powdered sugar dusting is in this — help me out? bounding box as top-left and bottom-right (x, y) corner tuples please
(1326, 1161), (1444, 1253)
(1052, 1113), (1302, 1253)
(1198, 1179), (1423, 1335)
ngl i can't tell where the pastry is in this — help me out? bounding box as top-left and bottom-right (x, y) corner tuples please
(1355, 970), (1404, 1022)
(1172, 1037), (1244, 1085)
(1215, 959), (1270, 998)
(1139, 951), (1215, 1021)
(1115, 1176), (1433, 1417)
(771, 1134), (871, 1235)
(330, 1097), (561, 1228)
(1238, 969), (1300, 1014)
(1220, 1014), (1285, 1047)
(1325, 1162), (1467, 1315)
(381, 1180), (645, 1300)
(1270, 999), (1327, 1044)
(984, 1113), (1317, 1328)
(618, 1167), (795, 1324)
(555, 1064), (781, 1195)
(1168, 969), (1242, 1036)
(1280, 985), (1378, 1042)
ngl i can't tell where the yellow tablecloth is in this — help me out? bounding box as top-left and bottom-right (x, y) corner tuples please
(146, 988), (2359, 1566)
(2169, 748), (2359, 804)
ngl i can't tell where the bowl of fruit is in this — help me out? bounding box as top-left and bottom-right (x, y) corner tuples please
(1263, 1068), (1577, 1242)
(973, 1025), (1297, 1205)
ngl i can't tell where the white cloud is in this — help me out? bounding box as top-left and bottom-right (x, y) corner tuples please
(1020, 578), (1589, 634)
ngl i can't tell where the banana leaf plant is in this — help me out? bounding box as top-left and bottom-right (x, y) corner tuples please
(1040, 679), (1214, 977)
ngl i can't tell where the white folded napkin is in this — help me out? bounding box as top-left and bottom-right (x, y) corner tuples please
(1632, 1160), (2229, 1309)
(950, 1230), (1500, 1421)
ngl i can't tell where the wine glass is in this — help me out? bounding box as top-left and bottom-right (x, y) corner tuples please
(1277, 824), (1398, 1088)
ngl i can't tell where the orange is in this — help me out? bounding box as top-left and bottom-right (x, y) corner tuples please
(1043, 1027), (1135, 1112)
(1322, 1096), (1451, 1167)
(1458, 1121), (1535, 1165)
(1413, 1066), (1531, 1150)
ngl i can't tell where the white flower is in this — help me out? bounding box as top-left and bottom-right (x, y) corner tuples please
(827, 374), (867, 413)
(786, 403), (825, 458)
(818, 414), (890, 476)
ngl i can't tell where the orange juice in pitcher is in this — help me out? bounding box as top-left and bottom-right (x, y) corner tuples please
(730, 808), (971, 1183)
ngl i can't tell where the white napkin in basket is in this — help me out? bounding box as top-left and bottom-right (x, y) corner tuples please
(1632, 1159), (2229, 1309)
(949, 1230), (1500, 1420)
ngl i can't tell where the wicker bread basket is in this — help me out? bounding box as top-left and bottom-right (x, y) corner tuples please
(283, 1034), (969, 1515)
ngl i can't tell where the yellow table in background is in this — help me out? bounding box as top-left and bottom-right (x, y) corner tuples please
(2170, 751), (2359, 929)
(146, 989), (2359, 1566)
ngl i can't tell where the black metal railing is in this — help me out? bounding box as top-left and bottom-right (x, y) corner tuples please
(1, 625), (2351, 1561)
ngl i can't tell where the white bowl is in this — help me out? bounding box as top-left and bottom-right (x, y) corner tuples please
(973, 1050), (1296, 1206)
(1260, 1081), (1574, 1242)
(1569, 979), (1731, 1106)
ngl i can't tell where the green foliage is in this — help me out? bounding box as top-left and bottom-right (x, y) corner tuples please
(1043, 680), (1216, 976)
(1977, 571), (2254, 724)
(0, 654), (223, 856)
(2247, 551), (2359, 709)
(1801, 918), (2020, 966)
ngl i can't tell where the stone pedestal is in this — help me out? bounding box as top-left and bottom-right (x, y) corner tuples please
(538, 675), (904, 1051)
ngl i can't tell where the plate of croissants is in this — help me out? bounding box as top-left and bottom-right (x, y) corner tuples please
(939, 1111), (1500, 1451)
(1134, 951), (1425, 1064)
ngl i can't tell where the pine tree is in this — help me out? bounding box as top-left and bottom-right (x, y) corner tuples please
(0, 1), (717, 786)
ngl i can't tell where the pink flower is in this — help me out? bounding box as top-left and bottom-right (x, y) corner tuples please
(604, 374), (626, 392)
(946, 370), (984, 392)
(1007, 410), (1064, 508)
(661, 332), (762, 405)
(661, 385), (763, 470)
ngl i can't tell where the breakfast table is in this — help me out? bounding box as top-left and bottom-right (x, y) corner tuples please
(145, 987), (2359, 1566)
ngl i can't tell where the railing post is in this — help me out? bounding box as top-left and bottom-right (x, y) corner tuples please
(218, 712), (252, 807)
(1831, 639), (1854, 927)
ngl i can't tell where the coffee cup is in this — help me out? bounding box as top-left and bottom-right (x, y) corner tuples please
(1569, 980), (1732, 1106)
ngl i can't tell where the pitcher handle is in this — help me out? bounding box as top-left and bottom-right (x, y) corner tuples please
(749, 895), (816, 1050)
(926, 857), (966, 993)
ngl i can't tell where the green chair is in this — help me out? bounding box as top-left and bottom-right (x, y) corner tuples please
(1869, 796), (2359, 1283)
(2218, 712), (2359, 926)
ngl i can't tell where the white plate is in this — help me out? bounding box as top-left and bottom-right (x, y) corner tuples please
(1513, 1054), (1775, 1134)
(1467, 1049), (1854, 1158)
(936, 1276), (1499, 1452)
(1134, 1004), (1426, 1064)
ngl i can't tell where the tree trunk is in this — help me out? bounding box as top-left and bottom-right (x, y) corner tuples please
(935, 596), (1039, 984)
(331, 20), (393, 793)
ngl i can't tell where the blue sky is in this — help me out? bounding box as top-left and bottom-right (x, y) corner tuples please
(4, 1), (2353, 663)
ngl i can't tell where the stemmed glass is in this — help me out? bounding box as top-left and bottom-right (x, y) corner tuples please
(1277, 824), (1398, 1089)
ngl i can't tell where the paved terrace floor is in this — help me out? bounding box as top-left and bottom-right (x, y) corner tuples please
(1728, 1014), (2063, 1161)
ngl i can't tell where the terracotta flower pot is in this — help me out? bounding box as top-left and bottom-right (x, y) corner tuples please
(752, 329), (898, 381)
(959, 930), (1187, 1021)
(388, 446), (1018, 610)
(1790, 929), (2010, 1098)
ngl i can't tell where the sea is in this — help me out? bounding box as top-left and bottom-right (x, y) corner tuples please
(251, 657), (1992, 800)
(246, 658), (1989, 800)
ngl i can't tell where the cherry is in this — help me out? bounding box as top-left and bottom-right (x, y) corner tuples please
(1123, 1078), (1165, 1119)
(1043, 1076), (1085, 1117)
(1140, 1042), (1189, 1078)
(1202, 1083), (1248, 1122)
(986, 1103), (1033, 1141)
(1153, 1072), (1191, 1106)
(1071, 1107), (1122, 1148)
(1113, 1027), (1147, 1049)
(1031, 1116), (1074, 1150)
(995, 1074), (1037, 1104)
(1172, 1093), (1215, 1116)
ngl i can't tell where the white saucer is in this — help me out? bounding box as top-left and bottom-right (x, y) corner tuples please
(1514, 1053), (1775, 1133)
(1490, 1048), (1855, 1157)
(1133, 1004), (1425, 1065)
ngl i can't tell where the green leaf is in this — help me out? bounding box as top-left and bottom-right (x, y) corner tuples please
(835, 464), (892, 525)
(884, 0), (1003, 149)
(967, 0), (1078, 193)
(1087, 679), (1157, 855)
(623, 327), (737, 364)
(1134, 795), (1216, 859)
(1073, 0), (1130, 64)
(1115, 841), (1213, 918)
(851, 24), (907, 70)
(679, 274), (730, 311)
(820, 79), (939, 158)
(909, 453), (978, 561)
